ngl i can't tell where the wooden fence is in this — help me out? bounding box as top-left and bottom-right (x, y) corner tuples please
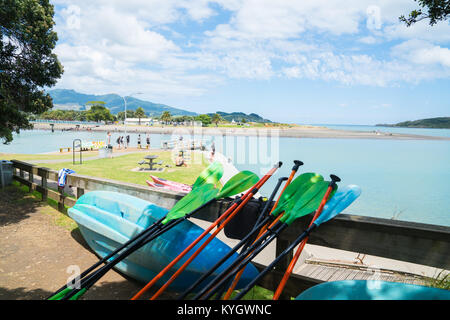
(11, 160), (450, 298)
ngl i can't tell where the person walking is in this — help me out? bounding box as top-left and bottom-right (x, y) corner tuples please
(137, 134), (141, 149)
(146, 134), (150, 149)
(126, 135), (130, 149)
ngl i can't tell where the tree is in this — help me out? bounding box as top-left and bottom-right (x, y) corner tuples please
(400, 0), (450, 26)
(85, 102), (114, 123)
(211, 113), (222, 127)
(195, 114), (212, 127)
(0, 0), (63, 143)
(160, 111), (172, 124)
(135, 107), (146, 125)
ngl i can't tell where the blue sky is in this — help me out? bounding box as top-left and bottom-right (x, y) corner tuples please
(50, 0), (450, 124)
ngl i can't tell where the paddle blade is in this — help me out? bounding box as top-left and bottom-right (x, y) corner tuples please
(163, 183), (219, 224)
(313, 185), (361, 227)
(281, 180), (332, 225)
(216, 171), (259, 199)
(192, 161), (224, 189)
(271, 173), (324, 217)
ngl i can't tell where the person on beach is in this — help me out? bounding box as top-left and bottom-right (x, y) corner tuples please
(120, 136), (124, 148)
(137, 134), (141, 148)
(146, 134), (150, 149)
(175, 151), (187, 167)
(116, 136), (121, 150)
(126, 135), (130, 148)
(107, 132), (112, 147)
(209, 140), (215, 161)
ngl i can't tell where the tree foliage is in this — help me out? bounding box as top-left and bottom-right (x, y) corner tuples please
(400, 0), (450, 26)
(160, 111), (172, 123)
(211, 113), (222, 126)
(0, 0), (63, 143)
(195, 114), (212, 126)
(134, 106), (146, 124)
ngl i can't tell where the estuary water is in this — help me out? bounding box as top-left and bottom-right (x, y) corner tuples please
(1, 128), (449, 227)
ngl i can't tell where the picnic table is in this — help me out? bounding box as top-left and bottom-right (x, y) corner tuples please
(139, 155), (162, 171)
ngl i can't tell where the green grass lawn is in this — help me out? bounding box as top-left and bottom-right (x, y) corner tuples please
(33, 151), (208, 186)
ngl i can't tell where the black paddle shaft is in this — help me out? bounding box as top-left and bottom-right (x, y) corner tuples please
(233, 224), (317, 300)
(59, 198), (218, 300)
(198, 222), (289, 300)
(46, 216), (164, 299)
(211, 176), (289, 300)
(178, 177), (288, 299)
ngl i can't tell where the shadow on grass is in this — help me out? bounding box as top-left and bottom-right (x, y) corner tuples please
(0, 185), (42, 227)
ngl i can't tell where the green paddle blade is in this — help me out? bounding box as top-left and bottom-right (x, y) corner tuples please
(48, 287), (71, 300)
(216, 171), (259, 199)
(271, 173), (324, 217)
(281, 180), (336, 225)
(162, 183), (219, 224)
(192, 161), (224, 189)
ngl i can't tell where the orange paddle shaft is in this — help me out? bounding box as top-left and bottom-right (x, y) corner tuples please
(131, 163), (281, 300)
(272, 183), (335, 300)
(222, 163), (301, 299)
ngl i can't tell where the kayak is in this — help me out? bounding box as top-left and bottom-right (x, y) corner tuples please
(145, 180), (186, 193)
(150, 175), (192, 193)
(296, 280), (450, 300)
(68, 191), (259, 293)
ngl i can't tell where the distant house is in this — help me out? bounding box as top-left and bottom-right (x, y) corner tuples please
(124, 118), (153, 125)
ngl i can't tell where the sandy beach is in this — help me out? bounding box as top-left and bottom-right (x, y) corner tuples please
(32, 122), (450, 141)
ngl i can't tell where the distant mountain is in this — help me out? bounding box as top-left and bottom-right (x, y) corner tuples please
(377, 117), (450, 129)
(48, 89), (197, 117)
(208, 111), (272, 123)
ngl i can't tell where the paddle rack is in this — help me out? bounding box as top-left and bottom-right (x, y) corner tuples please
(73, 139), (82, 165)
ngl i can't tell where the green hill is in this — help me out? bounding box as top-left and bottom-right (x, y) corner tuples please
(48, 89), (197, 117)
(377, 117), (450, 129)
(208, 111), (272, 123)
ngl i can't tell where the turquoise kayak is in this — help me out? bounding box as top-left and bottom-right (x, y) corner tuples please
(296, 280), (450, 300)
(68, 191), (259, 293)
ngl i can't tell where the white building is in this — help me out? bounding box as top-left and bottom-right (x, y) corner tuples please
(124, 118), (156, 125)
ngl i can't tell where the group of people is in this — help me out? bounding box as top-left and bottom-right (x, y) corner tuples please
(137, 134), (151, 149)
(115, 135), (130, 150)
(106, 131), (217, 167)
(107, 132), (151, 150)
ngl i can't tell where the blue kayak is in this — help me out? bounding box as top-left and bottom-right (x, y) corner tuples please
(68, 191), (259, 293)
(296, 280), (450, 300)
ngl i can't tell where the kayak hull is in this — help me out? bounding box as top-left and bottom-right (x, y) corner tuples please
(150, 176), (192, 193)
(68, 191), (259, 293)
(296, 280), (450, 300)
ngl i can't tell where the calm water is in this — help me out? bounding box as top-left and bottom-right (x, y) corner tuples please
(313, 124), (450, 138)
(1, 129), (449, 227)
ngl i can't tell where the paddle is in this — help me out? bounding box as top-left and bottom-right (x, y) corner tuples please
(131, 162), (282, 300)
(177, 176), (290, 300)
(273, 185), (361, 300)
(48, 161), (224, 300)
(191, 161), (223, 189)
(57, 170), (259, 300)
(233, 184), (361, 300)
(194, 173), (333, 300)
(219, 160), (304, 300)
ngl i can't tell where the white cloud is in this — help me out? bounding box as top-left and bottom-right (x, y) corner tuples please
(392, 40), (450, 67)
(50, 0), (450, 97)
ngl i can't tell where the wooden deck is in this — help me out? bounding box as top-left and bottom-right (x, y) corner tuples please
(296, 259), (426, 286)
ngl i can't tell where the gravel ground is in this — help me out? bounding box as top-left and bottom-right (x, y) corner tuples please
(0, 185), (176, 300)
